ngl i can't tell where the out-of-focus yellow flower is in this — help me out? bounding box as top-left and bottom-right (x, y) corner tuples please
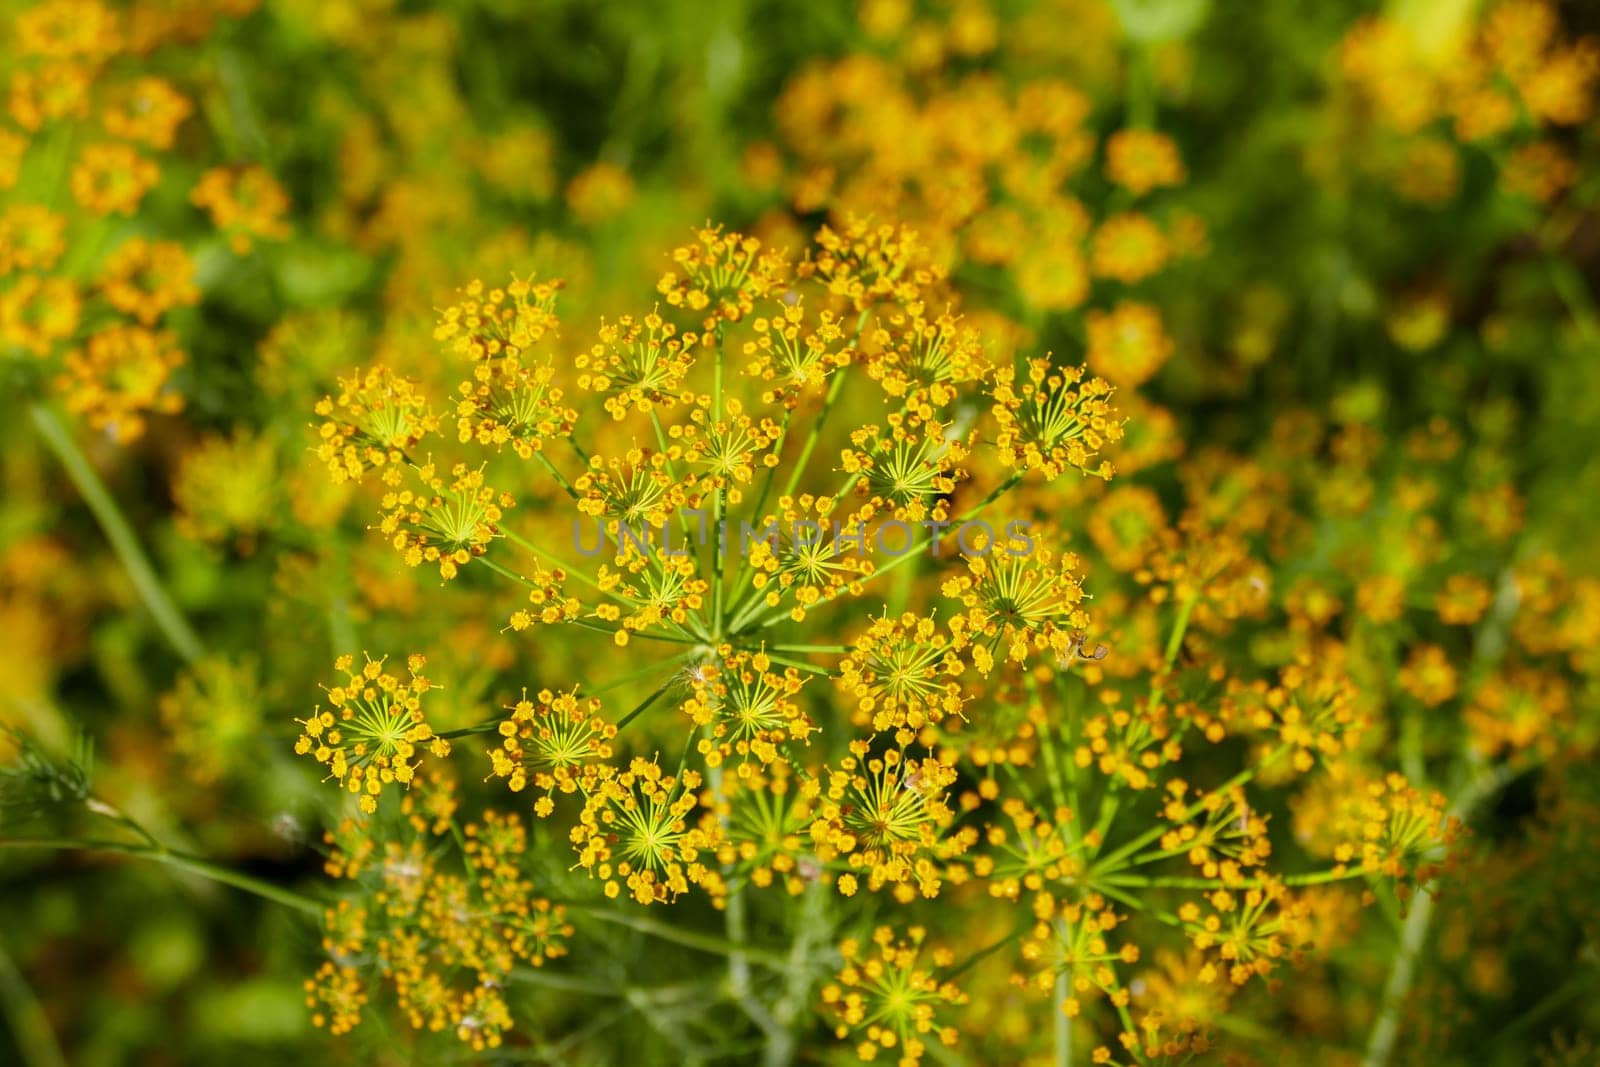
(70, 142), (159, 215)
(191, 165), (291, 253)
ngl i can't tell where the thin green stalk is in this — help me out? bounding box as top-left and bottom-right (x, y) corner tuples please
(1362, 762), (1520, 1067)
(501, 527), (638, 605)
(30, 405), (204, 664)
(587, 651), (692, 697)
(569, 904), (787, 969)
(774, 302), (873, 509)
(1090, 744), (1292, 874)
(534, 449), (582, 501)
(1102, 868), (1364, 890)
(1362, 888), (1432, 1067)
(615, 681), (675, 731)
(779, 370), (848, 502)
(0, 837), (321, 915)
(1053, 926), (1072, 1067)
(0, 937), (67, 1067)
(437, 719), (503, 741)
(939, 922), (1030, 983)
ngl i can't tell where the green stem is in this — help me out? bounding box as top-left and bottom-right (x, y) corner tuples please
(0, 837), (321, 915)
(569, 904), (787, 969)
(779, 362), (848, 503)
(1362, 888), (1432, 1067)
(0, 937), (67, 1067)
(30, 405), (204, 664)
(1362, 761), (1521, 1067)
(1053, 932), (1072, 1067)
(1090, 744), (1291, 874)
(939, 923), (1029, 982)
(437, 719), (502, 740)
(1102, 868), (1364, 890)
(615, 681), (675, 731)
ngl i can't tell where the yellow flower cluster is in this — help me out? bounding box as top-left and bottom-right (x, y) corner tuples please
(294, 653), (450, 814)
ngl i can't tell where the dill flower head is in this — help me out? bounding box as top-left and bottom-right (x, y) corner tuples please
(800, 217), (932, 310)
(99, 75), (191, 148)
(1231, 659), (1365, 773)
(1177, 878), (1310, 987)
(564, 160), (635, 224)
(308, 809), (570, 1049)
(1104, 129), (1187, 196)
(973, 800), (1085, 905)
(98, 238), (200, 326)
(944, 546), (1091, 675)
(1091, 213), (1170, 284)
(821, 925), (967, 1065)
(841, 419), (968, 523)
(1322, 772), (1460, 896)
(837, 612), (966, 737)
(991, 358), (1122, 480)
(680, 396), (783, 501)
(433, 276), (578, 454)
(743, 297), (851, 404)
(295, 653), (449, 814)
(576, 312), (695, 419)
(0, 203), (67, 274)
(657, 226), (789, 331)
(814, 746), (972, 899)
(864, 309), (989, 416)
(683, 647), (815, 768)
(1158, 784), (1272, 883)
(1017, 894), (1135, 1016)
(714, 761), (819, 893)
(0, 275), (80, 356)
(70, 142), (159, 216)
(1086, 301), (1174, 389)
(314, 364), (439, 485)
(488, 687), (615, 814)
(572, 756), (714, 904)
(190, 164), (291, 253)
(158, 656), (262, 785)
(14, 0), (122, 60)
(1088, 485), (1168, 572)
(172, 429), (279, 546)
(57, 323), (183, 442)
(8, 62), (94, 132)
(379, 461), (513, 580)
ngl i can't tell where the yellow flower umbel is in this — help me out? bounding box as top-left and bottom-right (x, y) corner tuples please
(379, 461), (513, 579)
(682, 647), (815, 769)
(571, 756), (714, 904)
(822, 926), (967, 1065)
(295, 653), (450, 814)
(315, 364), (439, 485)
(991, 358), (1122, 481)
(944, 547), (1091, 675)
(190, 164), (291, 253)
(57, 323), (183, 442)
(1104, 129), (1187, 196)
(837, 612), (966, 737)
(656, 225), (788, 333)
(98, 238), (199, 326)
(488, 687), (615, 815)
(308, 810), (571, 1050)
(435, 276), (577, 456)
